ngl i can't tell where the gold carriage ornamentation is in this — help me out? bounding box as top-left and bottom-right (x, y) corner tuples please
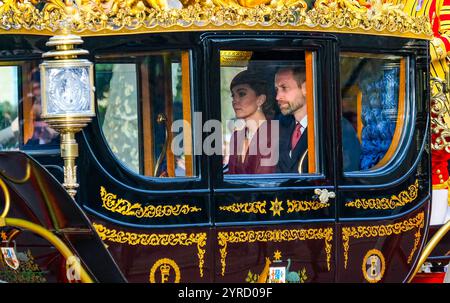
(344, 179), (419, 210)
(100, 186), (202, 218)
(218, 227), (333, 276)
(341, 211), (425, 269)
(0, 0), (432, 39)
(93, 223), (207, 277)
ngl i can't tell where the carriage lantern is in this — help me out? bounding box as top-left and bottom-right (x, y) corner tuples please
(39, 6), (95, 199)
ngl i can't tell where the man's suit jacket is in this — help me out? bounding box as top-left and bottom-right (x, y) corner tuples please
(276, 115), (308, 173)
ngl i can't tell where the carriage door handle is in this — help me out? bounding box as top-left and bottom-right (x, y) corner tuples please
(314, 189), (336, 204)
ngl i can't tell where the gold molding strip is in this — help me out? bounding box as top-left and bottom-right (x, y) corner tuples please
(93, 223), (207, 277)
(286, 200), (330, 212)
(341, 211), (425, 269)
(219, 198), (329, 215)
(218, 227), (333, 276)
(344, 180), (419, 210)
(219, 201), (267, 214)
(100, 186), (202, 218)
(0, 1), (432, 39)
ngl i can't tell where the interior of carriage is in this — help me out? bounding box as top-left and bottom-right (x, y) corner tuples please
(0, 50), (407, 177)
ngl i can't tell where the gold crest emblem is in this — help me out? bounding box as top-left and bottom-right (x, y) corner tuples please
(149, 258), (181, 283)
(362, 249), (386, 283)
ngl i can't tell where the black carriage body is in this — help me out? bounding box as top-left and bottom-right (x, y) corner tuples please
(0, 31), (431, 283)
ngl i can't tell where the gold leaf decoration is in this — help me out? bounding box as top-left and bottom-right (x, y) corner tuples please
(218, 227), (333, 276)
(286, 199), (330, 212)
(344, 180), (419, 210)
(100, 186), (202, 218)
(219, 201), (267, 214)
(341, 211), (424, 269)
(0, 1), (432, 39)
(93, 222), (207, 277)
(430, 77), (450, 152)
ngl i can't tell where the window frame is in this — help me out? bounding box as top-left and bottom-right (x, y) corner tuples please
(204, 34), (337, 189)
(339, 52), (414, 178)
(0, 60), (60, 153)
(93, 49), (200, 181)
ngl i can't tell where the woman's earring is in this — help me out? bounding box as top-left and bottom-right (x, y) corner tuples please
(257, 105), (262, 112)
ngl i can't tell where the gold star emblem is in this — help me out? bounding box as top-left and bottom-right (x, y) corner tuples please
(270, 198), (284, 216)
(0, 231), (7, 241)
(273, 250), (282, 261)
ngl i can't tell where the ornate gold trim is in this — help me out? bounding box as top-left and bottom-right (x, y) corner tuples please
(218, 227), (333, 276)
(407, 229), (423, 264)
(219, 201), (267, 214)
(93, 223), (207, 277)
(219, 197), (330, 215)
(100, 186), (202, 218)
(269, 198), (284, 216)
(149, 258), (181, 283)
(362, 249), (385, 283)
(0, 1), (432, 39)
(286, 199), (330, 212)
(430, 77), (450, 152)
(341, 212), (425, 269)
(344, 180), (419, 210)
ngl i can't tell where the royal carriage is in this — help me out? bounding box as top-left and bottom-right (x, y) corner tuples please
(0, 0), (448, 283)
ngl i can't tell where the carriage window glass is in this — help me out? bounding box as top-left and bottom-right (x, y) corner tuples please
(0, 64), (58, 150)
(340, 53), (407, 172)
(220, 50), (320, 175)
(22, 66), (59, 148)
(0, 66), (19, 150)
(96, 51), (196, 178)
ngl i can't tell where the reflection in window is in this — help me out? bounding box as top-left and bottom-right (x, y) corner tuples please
(340, 53), (406, 171)
(0, 66), (19, 150)
(0, 65), (58, 150)
(23, 68), (59, 147)
(220, 50), (319, 175)
(96, 51), (195, 178)
(97, 63), (139, 172)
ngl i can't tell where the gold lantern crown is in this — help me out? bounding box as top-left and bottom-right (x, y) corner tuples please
(0, 0), (433, 39)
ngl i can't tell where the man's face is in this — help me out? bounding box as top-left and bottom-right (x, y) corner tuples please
(275, 69), (306, 116)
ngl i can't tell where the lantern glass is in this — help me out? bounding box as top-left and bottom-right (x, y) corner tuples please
(41, 60), (94, 117)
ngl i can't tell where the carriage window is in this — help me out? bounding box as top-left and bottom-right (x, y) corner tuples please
(340, 53), (407, 172)
(0, 66), (19, 150)
(0, 63), (58, 150)
(220, 50), (320, 175)
(96, 51), (196, 178)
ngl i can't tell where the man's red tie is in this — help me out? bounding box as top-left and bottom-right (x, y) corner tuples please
(291, 123), (303, 150)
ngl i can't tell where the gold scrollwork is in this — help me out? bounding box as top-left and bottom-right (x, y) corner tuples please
(341, 212), (425, 269)
(0, 1), (432, 39)
(93, 223), (207, 277)
(219, 201), (267, 214)
(100, 186), (202, 218)
(286, 200), (330, 213)
(218, 227), (333, 276)
(344, 180), (419, 210)
(219, 198), (330, 215)
(430, 77), (450, 152)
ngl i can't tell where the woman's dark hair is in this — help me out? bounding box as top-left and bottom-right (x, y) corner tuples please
(230, 70), (275, 119)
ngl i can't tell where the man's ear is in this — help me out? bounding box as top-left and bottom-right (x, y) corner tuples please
(301, 82), (307, 96)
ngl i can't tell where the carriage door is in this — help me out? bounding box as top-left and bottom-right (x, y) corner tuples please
(336, 44), (430, 282)
(205, 35), (338, 282)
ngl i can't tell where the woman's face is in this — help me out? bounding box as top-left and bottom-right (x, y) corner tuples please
(231, 84), (261, 120)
